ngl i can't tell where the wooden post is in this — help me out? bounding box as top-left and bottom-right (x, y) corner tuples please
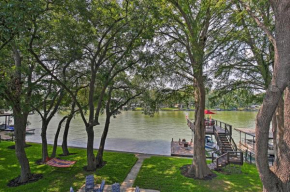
(250, 152), (252, 163)
(212, 153), (214, 163)
(216, 158), (219, 169)
(241, 152), (243, 165)
(227, 152), (229, 164)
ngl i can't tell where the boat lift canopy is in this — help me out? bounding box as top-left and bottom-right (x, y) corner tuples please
(234, 128), (273, 139)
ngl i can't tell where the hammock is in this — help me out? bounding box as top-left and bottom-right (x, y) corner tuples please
(46, 158), (76, 168)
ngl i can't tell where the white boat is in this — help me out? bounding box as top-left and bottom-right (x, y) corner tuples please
(205, 135), (216, 149)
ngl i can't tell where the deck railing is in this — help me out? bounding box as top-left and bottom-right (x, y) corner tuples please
(215, 151), (243, 169)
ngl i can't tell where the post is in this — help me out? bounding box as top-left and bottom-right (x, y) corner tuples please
(250, 152), (252, 163)
(212, 153), (214, 163)
(216, 158), (219, 169)
(241, 152), (243, 165)
(225, 124), (227, 134)
(227, 152), (229, 164)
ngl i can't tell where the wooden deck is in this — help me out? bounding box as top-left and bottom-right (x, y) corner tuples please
(205, 126), (229, 135)
(187, 119), (231, 135)
(171, 141), (193, 157)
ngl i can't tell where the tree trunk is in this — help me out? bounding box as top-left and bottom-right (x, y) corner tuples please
(62, 102), (76, 156)
(86, 125), (96, 170)
(272, 110), (278, 159)
(269, 87), (290, 191)
(62, 116), (72, 156)
(188, 77), (211, 178)
(255, 1), (290, 191)
(96, 114), (111, 167)
(13, 111), (31, 183)
(41, 121), (49, 162)
(51, 116), (68, 158)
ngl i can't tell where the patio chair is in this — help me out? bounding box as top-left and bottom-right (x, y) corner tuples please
(85, 175), (95, 192)
(112, 183), (120, 192)
(93, 180), (105, 192)
(70, 186), (74, 192)
(135, 186), (140, 192)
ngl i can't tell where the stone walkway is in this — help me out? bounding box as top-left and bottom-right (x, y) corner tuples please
(78, 154), (160, 192)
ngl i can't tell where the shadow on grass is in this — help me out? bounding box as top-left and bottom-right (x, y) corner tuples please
(0, 141), (138, 192)
(134, 156), (262, 192)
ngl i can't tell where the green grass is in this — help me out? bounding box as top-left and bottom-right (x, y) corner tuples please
(134, 156), (262, 192)
(0, 141), (137, 192)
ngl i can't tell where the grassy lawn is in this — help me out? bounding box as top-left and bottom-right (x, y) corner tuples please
(0, 141), (137, 192)
(134, 156), (262, 192)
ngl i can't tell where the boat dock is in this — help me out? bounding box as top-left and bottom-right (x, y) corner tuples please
(171, 139), (193, 157)
(171, 119), (237, 157)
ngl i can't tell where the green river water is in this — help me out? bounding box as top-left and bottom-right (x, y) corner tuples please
(26, 111), (257, 155)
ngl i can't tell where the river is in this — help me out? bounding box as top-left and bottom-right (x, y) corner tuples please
(26, 111), (257, 155)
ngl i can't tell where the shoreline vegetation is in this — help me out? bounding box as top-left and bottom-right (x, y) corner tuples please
(132, 107), (259, 112)
(0, 141), (262, 192)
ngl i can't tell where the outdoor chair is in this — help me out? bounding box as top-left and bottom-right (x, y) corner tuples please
(70, 186), (74, 192)
(135, 186), (140, 192)
(86, 175), (95, 192)
(112, 183), (120, 192)
(93, 180), (105, 192)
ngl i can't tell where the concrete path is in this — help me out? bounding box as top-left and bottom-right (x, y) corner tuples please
(78, 154), (160, 192)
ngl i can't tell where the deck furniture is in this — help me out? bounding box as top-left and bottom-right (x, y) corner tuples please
(93, 180), (105, 192)
(85, 175), (94, 192)
(112, 183), (120, 192)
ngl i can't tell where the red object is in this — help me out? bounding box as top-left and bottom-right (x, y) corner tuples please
(45, 157), (52, 162)
(204, 110), (215, 114)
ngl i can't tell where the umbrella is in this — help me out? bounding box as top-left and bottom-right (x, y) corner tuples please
(204, 110), (215, 114)
(204, 110), (215, 121)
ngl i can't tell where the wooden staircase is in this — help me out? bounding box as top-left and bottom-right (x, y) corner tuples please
(209, 126), (242, 170)
(208, 151), (243, 170)
(218, 133), (234, 153)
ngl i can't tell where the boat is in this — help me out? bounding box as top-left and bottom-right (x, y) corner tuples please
(205, 135), (216, 149)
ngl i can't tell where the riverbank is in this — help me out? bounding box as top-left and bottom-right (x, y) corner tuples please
(0, 141), (137, 192)
(0, 141), (262, 192)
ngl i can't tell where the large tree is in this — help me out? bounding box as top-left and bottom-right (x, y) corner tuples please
(0, 0), (49, 183)
(154, 0), (228, 178)
(30, 0), (155, 170)
(246, 0), (290, 191)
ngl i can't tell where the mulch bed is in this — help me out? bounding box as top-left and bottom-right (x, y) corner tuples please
(7, 144), (32, 149)
(180, 164), (217, 180)
(7, 174), (43, 187)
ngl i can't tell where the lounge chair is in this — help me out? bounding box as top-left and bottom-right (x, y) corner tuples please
(86, 175), (94, 192)
(112, 183), (120, 192)
(93, 180), (105, 192)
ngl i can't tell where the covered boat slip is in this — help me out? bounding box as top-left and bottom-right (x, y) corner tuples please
(234, 128), (274, 155)
(0, 113), (35, 141)
(0, 113), (13, 130)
